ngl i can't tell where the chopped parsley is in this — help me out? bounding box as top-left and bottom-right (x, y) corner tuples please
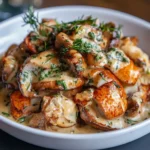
(99, 72), (106, 81)
(72, 39), (93, 53)
(76, 64), (83, 71)
(87, 78), (94, 85)
(99, 22), (122, 39)
(126, 119), (137, 125)
(113, 81), (120, 88)
(56, 80), (67, 90)
(2, 112), (10, 117)
(107, 48), (129, 63)
(107, 121), (112, 126)
(45, 54), (56, 62)
(22, 71), (29, 82)
(60, 47), (69, 55)
(18, 117), (26, 123)
(88, 32), (95, 40)
(39, 64), (61, 81)
(95, 54), (102, 61)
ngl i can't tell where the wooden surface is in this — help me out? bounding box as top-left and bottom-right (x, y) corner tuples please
(0, 0), (150, 150)
(41, 0), (150, 22)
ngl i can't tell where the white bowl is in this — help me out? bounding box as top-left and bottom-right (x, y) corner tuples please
(0, 6), (150, 150)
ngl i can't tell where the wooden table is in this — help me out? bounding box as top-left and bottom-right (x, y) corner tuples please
(41, 0), (150, 22)
(0, 0), (150, 150)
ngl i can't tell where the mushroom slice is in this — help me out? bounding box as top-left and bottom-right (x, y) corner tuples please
(2, 55), (18, 88)
(30, 49), (59, 69)
(94, 81), (127, 119)
(10, 91), (41, 119)
(2, 43), (30, 88)
(120, 37), (149, 69)
(19, 50), (84, 97)
(125, 84), (149, 118)
(86, 52), (107, 68)
(72, 24), (112, 50)
(55, 32), (73, 49)
(42, 94), (78, 127)
(75, 88), (94, 106)
(29, 113), (45, 130)
(115, 60), (140, 85)
(32, 71), (84, 91)
(39, 19), (57, 35)
(83, 68), (119, 88)
(106, 48), (140, 84)
(79, 99), (125, 131)
(65, 49), (87, 76)
(25, 32), (47, 54)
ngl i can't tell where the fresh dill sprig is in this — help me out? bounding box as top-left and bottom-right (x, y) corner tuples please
(23, 6), (39, 30)
(50, 16), (97, 35)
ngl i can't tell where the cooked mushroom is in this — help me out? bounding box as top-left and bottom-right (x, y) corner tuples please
(42, 94), (78, 127)
(106, 48), (140, 84)
(28, 113), (45, 130)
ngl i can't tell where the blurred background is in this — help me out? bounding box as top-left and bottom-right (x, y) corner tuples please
(0, 0), (150, 22)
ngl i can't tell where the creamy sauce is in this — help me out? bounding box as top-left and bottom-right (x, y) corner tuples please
(0, 88), (101, 133)
(1, 18), (150, 134)
(1, 85), (150, 133)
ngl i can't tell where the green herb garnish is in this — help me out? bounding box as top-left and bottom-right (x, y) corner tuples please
(99, 72), (106, 81)
(88, 32), (95, 40)
(99, 22), (122, 39)
(60, 47), (69, 55)
(2, 112), (10, 117)
(95, 54), (102, 61)
(18, 117), (26, 123)
(126, 119), (137, 125)
(39, 64), (61, 81)
(72, 39), (93, 53)
(56, 80), (67, 90)
(113, 81), (120, 88)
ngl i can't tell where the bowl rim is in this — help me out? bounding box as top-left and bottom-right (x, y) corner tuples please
(0, 5), (150, 139)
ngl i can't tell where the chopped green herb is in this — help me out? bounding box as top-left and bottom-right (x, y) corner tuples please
(87, 78), (94, 85)
(76, 64), (83, 71)
(72, 39), (93, 53)
(56, 80), (67, 90)
(126, 119), (137, 125)
(30, 36), (38, 41)
(113, 81), (120, 88)
(45, 54), (56, 63)
(26, 83), (30, 90)
(32, 54), (37, 58)
(18, 117), (26, 123)
(99, 23), (122, 39)
(60, 47), (69, 55)
(39, 65), (61, 81)
(88, 32), (95, 40)
(2, 112), (10, 117)
(95, 54), (102, 61)
(107, 121), (112, 126)
(107, 48), (129, 63)
(99, 72), (106, 81)
(22, 71), (29, 82)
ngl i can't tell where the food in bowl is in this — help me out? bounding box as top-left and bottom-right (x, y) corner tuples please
(0, 6), (150, 134)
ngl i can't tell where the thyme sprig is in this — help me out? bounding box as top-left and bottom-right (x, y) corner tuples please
(23, 6), (39, 31)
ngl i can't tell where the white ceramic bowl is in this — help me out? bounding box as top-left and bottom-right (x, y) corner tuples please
(0, 6), (150, 150)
